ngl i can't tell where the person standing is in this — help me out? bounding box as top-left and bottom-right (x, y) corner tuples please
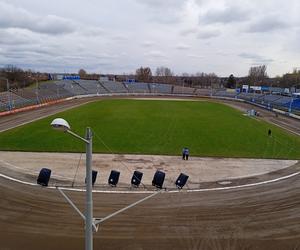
(185, 148), (190, 160)
(182, 147), (186, 160)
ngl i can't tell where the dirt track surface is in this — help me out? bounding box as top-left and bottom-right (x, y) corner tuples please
(1, 96), (300, 249)
(0, 97), (98, 132)
(1, 167), (300, 250)
(0, 151), (297, 189)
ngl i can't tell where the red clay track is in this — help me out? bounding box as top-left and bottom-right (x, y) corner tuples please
(1, 95), (300, 250)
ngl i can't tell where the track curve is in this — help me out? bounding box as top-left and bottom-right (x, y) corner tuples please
(1, 171), (300, 249)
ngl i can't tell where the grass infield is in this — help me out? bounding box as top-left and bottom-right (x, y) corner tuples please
(1, 99), (300, 159)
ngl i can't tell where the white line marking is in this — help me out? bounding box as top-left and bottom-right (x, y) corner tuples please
(0, 100), (93, 133)
(0, 159), (24, 170)
(185, 171), (300, 193)
(0, 159), (72, 180)
(0, 171), (299, 194)
(268, 121), (300, 137)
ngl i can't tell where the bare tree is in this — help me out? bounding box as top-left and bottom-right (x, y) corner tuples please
(78, 69), (87, 78)
(154, 66), (176, 84)
(247, 65), (268, 85)
(278, 68), (300, 88)
(136, 67), (152, 82)
(189, 72), (219, 88)
(155, 66), (173, 77)
(0, 65), (48, 91)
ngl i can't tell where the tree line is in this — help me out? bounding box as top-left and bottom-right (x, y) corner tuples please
(0, 65), (48, 92)
(138, 65), (299, 89)
(1, 64), (300, 92)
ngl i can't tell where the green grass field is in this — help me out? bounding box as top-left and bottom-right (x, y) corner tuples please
(1, 99), (300, 159)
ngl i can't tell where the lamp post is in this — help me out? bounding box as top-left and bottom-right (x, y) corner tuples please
(36, 79), (40, 104)
(50, 118), (160, 250)
(50, 118), (93, 250)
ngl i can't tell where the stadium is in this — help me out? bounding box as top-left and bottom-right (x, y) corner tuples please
(1, 80), (300, 250)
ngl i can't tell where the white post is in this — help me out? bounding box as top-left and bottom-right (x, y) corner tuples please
(36, 80), (40, 104)
(85, 127), (93, 250)
(6, 79), (12, 110)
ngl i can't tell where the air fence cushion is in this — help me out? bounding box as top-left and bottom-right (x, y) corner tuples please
(85, 170), (98, 186)
(37, 168), (52, 186)
(152, 170), (165, 189)
(175, 173), (189, 189)
(92, 170), (98, 185)
(108, 170), (120, 186)
(131, 170), (143, 187)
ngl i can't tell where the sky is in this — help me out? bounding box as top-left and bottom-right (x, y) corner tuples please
(0, 0), (299, 77)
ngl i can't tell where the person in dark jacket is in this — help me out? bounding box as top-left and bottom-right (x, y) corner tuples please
(182, 147), (186, 160)
(185, 148), (190, 160)
(268, 129), (272, 136)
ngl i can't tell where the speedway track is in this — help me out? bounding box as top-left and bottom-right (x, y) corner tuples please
(1, 95), (300, 250)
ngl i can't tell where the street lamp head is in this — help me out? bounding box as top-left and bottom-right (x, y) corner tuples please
(51, 118), (71, 131)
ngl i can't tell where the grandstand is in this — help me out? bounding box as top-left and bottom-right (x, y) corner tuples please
(74, 80), (100, 94)
(102, 81), (128, 93)
(150, 83), (172, 94)
(0, 91), (32, 110)
(214, 89), (237, 98)
(286, 99), (300, 111)
(56, 80), (87, 96)
(126, 82), (150, 93)
(172, 86), (195, 95)
(194, 88), (211, 96)
(1, 80), (300, 116)
(263, 94), (282, 103)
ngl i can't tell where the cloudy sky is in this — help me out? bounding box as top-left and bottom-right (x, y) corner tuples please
(0, 0), (299, 76)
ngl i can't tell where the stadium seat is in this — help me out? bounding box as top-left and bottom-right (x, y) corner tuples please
(152, 170), (165, 189)
(85, 170), (98, 186)
(175, 173), (189, 189)
(131, 170), (143, 187)
(37, 168), (52, 186)
(108, 170), (120, 186)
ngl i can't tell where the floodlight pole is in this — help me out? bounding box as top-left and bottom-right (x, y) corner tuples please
(64, 127), (93, 250)
(6, 78), (11, 110)
(85, 127), (93, 250)
(36, 80), (40, 104)
(51, 119), (161, 250)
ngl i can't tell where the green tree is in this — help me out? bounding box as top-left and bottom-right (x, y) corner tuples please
(226, 74), (236, 88)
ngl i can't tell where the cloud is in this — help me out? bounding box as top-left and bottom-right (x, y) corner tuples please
(197, 29), (221, 39)
(245, 16), (289, 33)
(111, 35), (128, 41)
(238, 53), (273, 64)
(175, 44), (190, 50)
(141, 41), (156, 47)
(135, 0), (186, 10)
(179, 28), (198, 36)
(0, 28), (37, 45)
(187, 54), (204, 59)
(199, 5), (250, 24)
(80, 27), (105, 37)
(135, 0), (188, 23)
(0, 2), (76, 35)
(144, 50), (166, 58)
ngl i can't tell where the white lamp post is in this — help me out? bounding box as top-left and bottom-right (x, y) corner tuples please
(51, 118), (93, 250)
(50, 118), (160, 250)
